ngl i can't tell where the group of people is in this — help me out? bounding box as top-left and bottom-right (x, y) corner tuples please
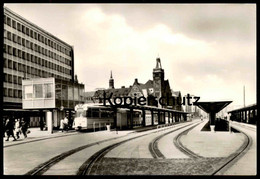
(3, 118), (29, 141)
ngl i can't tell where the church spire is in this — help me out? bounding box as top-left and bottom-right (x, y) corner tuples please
(156, 56), (162, 69)
(109, 70), (114, 89)
(110, 70), (113, 79)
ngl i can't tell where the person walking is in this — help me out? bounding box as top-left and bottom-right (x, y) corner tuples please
(63, 116), (69, 132)
(5, 119), (16, 141)
(21, 118), (29, 138)
(14, 119), (21, 139)
(60, 118), (64, 132)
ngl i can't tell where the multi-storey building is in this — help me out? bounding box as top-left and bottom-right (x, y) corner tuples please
(3, 7), (79, 126)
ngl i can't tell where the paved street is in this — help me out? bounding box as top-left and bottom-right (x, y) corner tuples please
(3, 119), (256, 175)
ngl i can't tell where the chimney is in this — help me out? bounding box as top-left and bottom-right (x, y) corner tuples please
(121, 86), (125, 88)
(134, 78), (138, 84)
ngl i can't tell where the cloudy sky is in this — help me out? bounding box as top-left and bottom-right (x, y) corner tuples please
(5, 3), (256, 108)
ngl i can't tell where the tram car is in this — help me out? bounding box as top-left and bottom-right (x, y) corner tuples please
(73, 103), (142, 131)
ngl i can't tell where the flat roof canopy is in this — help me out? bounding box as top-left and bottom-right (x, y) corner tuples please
(195, 101), (232, 113)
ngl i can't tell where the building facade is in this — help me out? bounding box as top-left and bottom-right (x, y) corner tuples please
(3, 7), (76, 126)
(90, 57), (182, 111)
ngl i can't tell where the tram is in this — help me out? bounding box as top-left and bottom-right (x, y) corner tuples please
(73, 103), (142, 131)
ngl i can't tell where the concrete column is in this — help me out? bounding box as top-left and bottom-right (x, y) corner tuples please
(209, 112), (216, 132)
(151, 110), (154, 126)
(163, 111), (166, 124)
(130, 108), (133, 129)
(245, 110), (248, 123)
(253, 109), (256, 124)
(113, 107), (117, 129)
(158, 111), (161, 124)
(142, 109), (146, 127)
(46, 111), (53, 134)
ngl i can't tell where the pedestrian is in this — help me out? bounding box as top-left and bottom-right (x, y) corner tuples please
(60, 118), (64, 132)
(63, 116), (69, 131)
(21, 118), (29, 138)
(14, 119), (21, 139)
(5, 119), (16, 141)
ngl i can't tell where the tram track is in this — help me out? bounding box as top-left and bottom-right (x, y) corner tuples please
(25, 119), (252, 176)
(210, 124), (252, 175)
(77, 121), (202, 175)
(149, 121), (202, 159)
(25, 121), (196, 175)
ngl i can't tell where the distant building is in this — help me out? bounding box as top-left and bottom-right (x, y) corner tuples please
(88, 57), (182, 111)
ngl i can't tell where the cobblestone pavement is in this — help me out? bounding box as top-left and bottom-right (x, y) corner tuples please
(89, 157), (225, 175)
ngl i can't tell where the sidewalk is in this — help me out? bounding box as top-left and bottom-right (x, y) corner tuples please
(3, 127), (78, 147)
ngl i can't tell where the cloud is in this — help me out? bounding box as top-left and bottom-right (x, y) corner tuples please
(5, 4), (256, 107)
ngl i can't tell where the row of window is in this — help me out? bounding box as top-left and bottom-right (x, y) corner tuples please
(4, 45), (72, 75)
(23, 84), (53, 99)
(4, 31), (72, 66)
(4, 60), (71, 81)
(3, 88), (22, 98)
(4, 14), (72, 56)
(4, 73), (23, 85)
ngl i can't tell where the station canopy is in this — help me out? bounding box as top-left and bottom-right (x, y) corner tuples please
(195, 101), (232, 113)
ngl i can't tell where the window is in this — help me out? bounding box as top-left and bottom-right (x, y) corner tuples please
(13, 62), (18, 70)
(12, 20), (16, 29)
(26, 27), (29, 36)
(7, 31), (12, 40)
(18, 77), (22, 85)
(4, 73), (8, 82)
(4, 58), (8, 68)
(24, 85), (33, 99)
(27, 66), (31, 74)
(8, 74), (12, 83)
(18, 63), (22, 72)
(22, 25), (26, 34)
(4, 15), (7, 24)
(13, 75), (17, 84)
(13, 48), (18, 57)
(17, 23), (21, 31)
(7, 17), (11, 26)
(8, 60), (12, 69)
(8, 89), (13, 97)
(18, 36), (21, 45)
(22, 38), (25, 47)
(4, 88), (8, 97)
(30, 30), (33, 38)
(34, 84), (43, 98)
(18, 50), (22, 58)
(13, 34), (17, 43)
(18, 90), (22, 98)
(44, 83), (53, 98)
